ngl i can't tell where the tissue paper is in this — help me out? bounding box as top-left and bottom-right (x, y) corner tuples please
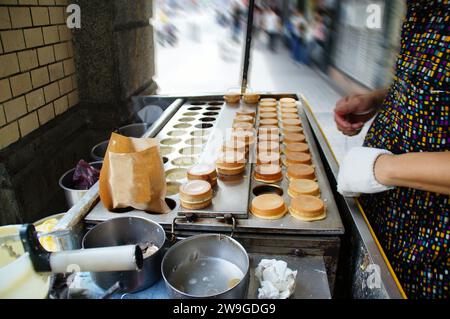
(255, 259), (297, 299)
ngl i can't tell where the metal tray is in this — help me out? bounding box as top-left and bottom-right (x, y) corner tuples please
(247, 101), (342, 233)
(168, 99), (255, 218)
(85, 94), (344, 236)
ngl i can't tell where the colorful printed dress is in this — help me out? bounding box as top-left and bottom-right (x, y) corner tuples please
(360, 0), (449, 299)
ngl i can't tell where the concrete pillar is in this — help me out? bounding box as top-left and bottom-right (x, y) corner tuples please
(73, 0), (156, 105)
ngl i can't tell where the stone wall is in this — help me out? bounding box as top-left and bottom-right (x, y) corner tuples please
(0, 0), (79, 150)
(0, 105), (113, 224)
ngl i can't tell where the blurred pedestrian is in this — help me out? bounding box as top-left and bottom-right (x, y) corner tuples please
(253, 5), (263, 42)
(187, 11), (201, 42)
(302, 22), (314, 65)
(231, 2), (243, 43)
(309, 12), (327, 64)
(290, 8), (307, 63)
(216, 8), (228, 27)
(164, 22), (178, 47)
(283, 13), (294, 49)
(263, 7), (281, 52)
(155, 9), (169, 47)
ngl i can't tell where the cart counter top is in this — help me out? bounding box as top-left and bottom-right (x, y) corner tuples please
(85, 95), (344, 236)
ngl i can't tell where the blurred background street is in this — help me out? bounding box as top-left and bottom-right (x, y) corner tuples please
(153, 0), (399, 159)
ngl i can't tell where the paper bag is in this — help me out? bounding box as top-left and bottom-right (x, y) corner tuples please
(99, 133), (170, 213)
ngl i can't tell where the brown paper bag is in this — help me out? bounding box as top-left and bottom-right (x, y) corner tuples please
(99, 133), (170, 213)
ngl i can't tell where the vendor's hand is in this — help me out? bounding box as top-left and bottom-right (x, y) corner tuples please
(334, 94), (378, 136)
(337, 147), (395, 197)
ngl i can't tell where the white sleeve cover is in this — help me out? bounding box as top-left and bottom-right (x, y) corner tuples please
(337, 147), (395, 197)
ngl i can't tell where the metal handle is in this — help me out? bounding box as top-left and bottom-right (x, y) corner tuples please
(170, 215), (195, 243)
(49, 245), (143, 273)
(170, 214), (237, 241)
(216, 214), (237, 238)
(100, 281), (123, 299)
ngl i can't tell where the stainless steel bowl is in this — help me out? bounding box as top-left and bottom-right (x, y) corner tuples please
(118, 123), (151, 138)
(90, 123), (150, 161)
(91, 141), (109, 161)
(82, 217), (166, 293)
(162, 234), (249, 299)
(58, 161), (103, 208)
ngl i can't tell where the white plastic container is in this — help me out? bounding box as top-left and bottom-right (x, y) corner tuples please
(0, 225), (50, 299)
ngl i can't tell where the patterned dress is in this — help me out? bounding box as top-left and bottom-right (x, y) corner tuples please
(360, 0), (449, 299)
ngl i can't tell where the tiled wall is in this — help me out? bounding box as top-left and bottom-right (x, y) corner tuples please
(0, 0), (79, 149)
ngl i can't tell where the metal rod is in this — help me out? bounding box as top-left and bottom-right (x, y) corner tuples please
(241, 0), (255, 94)
(100, 281), (123, 299)
(142, 98), (185, 139)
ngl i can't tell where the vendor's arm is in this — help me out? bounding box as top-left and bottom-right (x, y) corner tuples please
(338, 147), (450, 197)
(334, 88), (389, 136)
(375, 152), (450, 196)
(368, 88), (390, 108)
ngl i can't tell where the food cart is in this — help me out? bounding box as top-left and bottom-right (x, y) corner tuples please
(0, 0), (406, 299)
(44, 91), (405, 299)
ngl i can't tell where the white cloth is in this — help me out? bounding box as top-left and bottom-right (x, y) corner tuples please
(255, 259), (297, 299)
(337, 147), (395, 197)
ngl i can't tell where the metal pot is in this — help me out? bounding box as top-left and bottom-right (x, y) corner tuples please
(91, 141), (109, 161)
(58, 161), (103, 208)
(162, 234), (249, 299)
(118, 123), (151, 138)
(90, 123), (150, 161)
(83, 217), (166, 293)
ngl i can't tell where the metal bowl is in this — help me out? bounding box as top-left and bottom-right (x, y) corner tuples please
(90, 123), (150, 161)
(162, 234), (249, 299)
(83, 217), (166, 293)
(118, 123), (151, 138)
(34, 213), (85, 251)
(90, 141), (109, 161)
(58, 162), (103, 208)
